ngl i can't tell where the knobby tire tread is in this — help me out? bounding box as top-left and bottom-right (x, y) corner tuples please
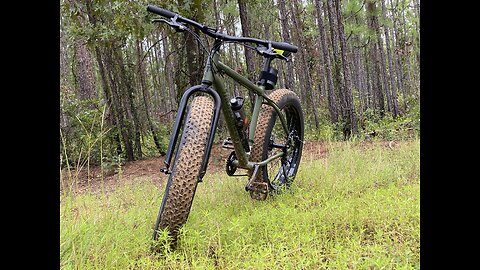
(249, 89), (303, 200)
(155, 95), (214, 241)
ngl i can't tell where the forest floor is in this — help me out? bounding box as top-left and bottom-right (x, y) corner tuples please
(61, 139), (400, 195)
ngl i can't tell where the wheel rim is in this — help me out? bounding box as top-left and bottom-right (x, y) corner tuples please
(266, 104), (302, 190)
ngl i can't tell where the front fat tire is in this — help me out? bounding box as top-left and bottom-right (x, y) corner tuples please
(153, 95), (214, 243)
(249, 89), (304, 200)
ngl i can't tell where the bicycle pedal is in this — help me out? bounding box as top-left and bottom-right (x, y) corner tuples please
(245, 182), (269, 194)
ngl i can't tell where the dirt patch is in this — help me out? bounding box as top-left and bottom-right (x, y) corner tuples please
(60, 156), (166, 194)
(61, 140), (329, 195)
(303, 140), (329, 159)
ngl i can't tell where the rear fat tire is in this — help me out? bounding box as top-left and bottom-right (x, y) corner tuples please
(153, 95), (214, 242)
(249, 89), (304, 200)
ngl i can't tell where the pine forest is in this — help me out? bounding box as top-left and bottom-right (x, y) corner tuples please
(60, 0), (420, 172)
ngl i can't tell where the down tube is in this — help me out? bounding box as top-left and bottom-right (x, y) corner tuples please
(211, 69), (249, 168)
(214, 61), (266, 142)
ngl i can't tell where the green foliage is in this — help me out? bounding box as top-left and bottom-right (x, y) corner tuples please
(60, 89), (170, 168)
(141, 121), (170, 157)
(303, 96), (420, 142)
(304, 115), (345, 142)
(101, 154), (126, 176)
(60, 88), (111, 167)
(362, 100), (420, 141)
(61, 0), (176, 168)
(220, 0), (239, 18)
(61, 0), (153, 47)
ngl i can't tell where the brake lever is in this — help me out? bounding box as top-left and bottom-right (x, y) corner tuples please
(256, 45), (290, 62)
(152, 17), (187, 32)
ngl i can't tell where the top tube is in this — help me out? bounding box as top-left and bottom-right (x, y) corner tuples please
(146, 4), (298, 53)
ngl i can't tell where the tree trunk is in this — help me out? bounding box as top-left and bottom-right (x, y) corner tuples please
(136, 38), (165, 155)
(105, 46), (135, 161)
(84, 0), (127, 158)
(291, 0), (319, 129)
(364, 45), (373, 110)
(161, 32), (177, 117)
(350, 15), (366, 121)
(176, 0), (205, 88)
(277, 0), (295, 90)
(327, 0), (346, 115)
(237, 0), (256, 107)
(390, 0), (408, 111)
(401, 0), (413, 97)
(314, 0), (339, 124)
(288, 0), (306, 103)
(351, 12), (369, 123)
(113, 47), (142, 160)
(369, 1), (393, 117)
(70, 0), (96, 104)
(381, 0), (399, 117)
(327, 0), (358, 137)
(366, 0), (385, 117)
(73, 40), (96, 102)
(93, 46), (121, 156)
(334, 0), (358, 134)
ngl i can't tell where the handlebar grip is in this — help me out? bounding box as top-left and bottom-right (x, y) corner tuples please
(147, 5), (177, 19)
(270, 41), (298, 53)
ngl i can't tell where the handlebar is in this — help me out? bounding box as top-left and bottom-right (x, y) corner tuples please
(146, 4), (298, 53)
(147, 5), (177, 19)
(269, 41), (298, 53)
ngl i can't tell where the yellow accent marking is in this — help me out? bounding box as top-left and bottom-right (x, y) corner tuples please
(272, 48), (285, 55)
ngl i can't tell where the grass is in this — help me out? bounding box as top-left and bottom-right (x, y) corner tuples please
(60, 139), (420, 269)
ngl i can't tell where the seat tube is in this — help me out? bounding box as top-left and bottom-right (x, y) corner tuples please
(249, 88), (265, 143)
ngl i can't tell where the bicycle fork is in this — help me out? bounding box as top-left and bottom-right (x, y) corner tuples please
(159, 84), (221, 182)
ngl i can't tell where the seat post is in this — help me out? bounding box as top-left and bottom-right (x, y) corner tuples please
(257, 56), (278, 90)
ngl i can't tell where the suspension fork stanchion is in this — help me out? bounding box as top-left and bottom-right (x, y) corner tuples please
(161, 87), (195, 172)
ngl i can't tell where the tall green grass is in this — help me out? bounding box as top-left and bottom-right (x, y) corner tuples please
(60, 139), (420, 269)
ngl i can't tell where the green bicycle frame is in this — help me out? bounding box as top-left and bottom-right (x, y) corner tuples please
(201, 47), (289, 170)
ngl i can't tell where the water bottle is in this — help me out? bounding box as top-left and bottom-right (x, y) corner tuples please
(230, 97), (250, 151)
